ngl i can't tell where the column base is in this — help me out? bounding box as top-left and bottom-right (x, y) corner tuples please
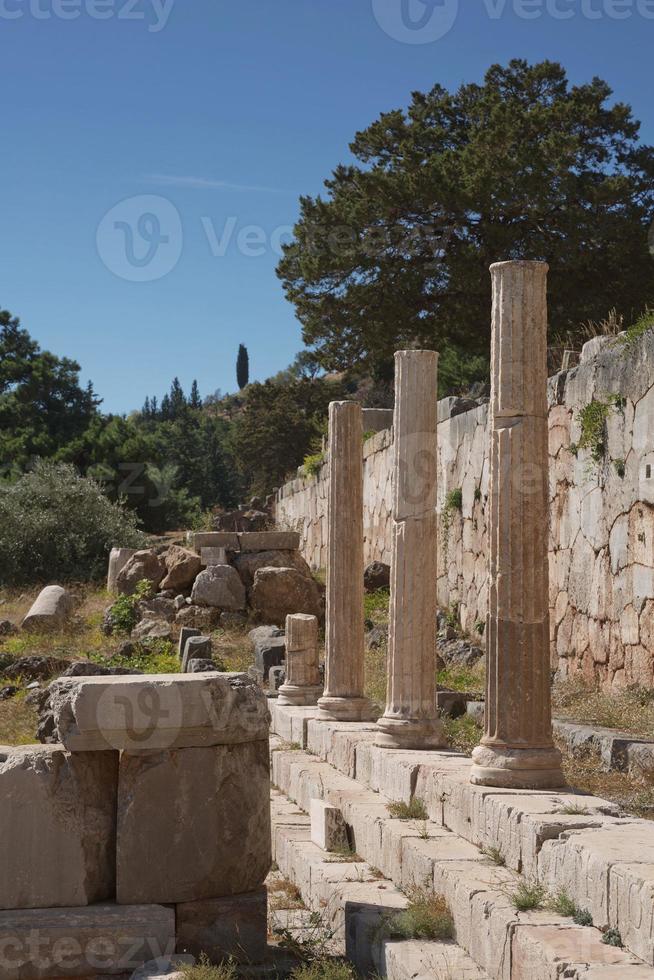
(277, 685), (323, 707)
(316, 696), (373, 722)
(470, 744), (565, 789)
(375, 715), (447, 750)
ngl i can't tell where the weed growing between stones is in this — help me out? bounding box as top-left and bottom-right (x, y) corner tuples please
(602, 927), (624, 947)
(554, 802), (591, 816)
(180, 955), (238, 980)
(440, 488), (463, 561)
(510, 881), (547, 912)
(549, 890), (579, 917)
(269, 876), (306, 911)
(330, 843), (362, 863)
(482, 846), (506, 867)
(290, 960), (356, 980)
(386, 887), (454, 941)
(301, 452), (326, 479)
(574, 909), (594, 927)
(387, 798), (429, 821)
(614, 309), (654, 352)
(441, 713), (481, 755)
(104, 579), (154, 635)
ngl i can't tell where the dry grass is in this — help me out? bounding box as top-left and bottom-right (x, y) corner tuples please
(559, 742), (654, 820)
(268, 875), (306, 911)
(212, 625), (255, 673)
(553, 678), (654, 738)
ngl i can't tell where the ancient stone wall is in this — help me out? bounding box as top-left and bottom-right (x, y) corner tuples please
(274, 332), (654, 691)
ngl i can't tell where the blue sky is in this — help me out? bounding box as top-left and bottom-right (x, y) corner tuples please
(2, 0), (653, 413)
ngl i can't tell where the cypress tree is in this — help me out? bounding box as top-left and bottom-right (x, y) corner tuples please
(236, 344), (249, 390)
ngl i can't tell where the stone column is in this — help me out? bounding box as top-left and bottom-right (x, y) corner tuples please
(470, 261), (564, 788)
(317, 401), (372, 721)
(376, 350), (446, 750)
(278, 614), (323, 706)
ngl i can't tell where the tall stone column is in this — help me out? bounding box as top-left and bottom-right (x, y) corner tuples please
(470, 261), (564, 788)
(278, 614), (323, 706)
(376, 351), (446, 750)
(318, 401), (372, 721)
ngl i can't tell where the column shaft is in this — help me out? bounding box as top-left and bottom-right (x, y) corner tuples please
(470, 261), (563, 788)
(278, 614), (322, 706)
(376, 350), (445, 749)
(318, 401), (371, 721)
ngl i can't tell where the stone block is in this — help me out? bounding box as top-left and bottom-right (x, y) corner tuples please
(190, 532), (240, 552)
(249, 625), (286, 680)
(238, 531), (301, 552)
(200, 547), (228, 566)
(116, 550), (166, 596)
(46, 673), (270, 752)
(178, 626), (201, 661)
(608, 862), (654, 965)
(181, 635), (212, 672)
(116, 740), (271, 904)
(310, 799), (349, 852)
(186, 659), (218, 673)
(107, 548), (136, 593)
(0, 745), (117, 909)
(269, 665), (286, 690)
(512, 922), (646, 980)
(191, 565), (246, 611)
(175, 887), (268, 964)
(21, 586), (74, 632)
(233, 550), (313, 589)
(160, 546), (202, 592)
(251, 567), (322, 626)
(0, 904), (175, 979)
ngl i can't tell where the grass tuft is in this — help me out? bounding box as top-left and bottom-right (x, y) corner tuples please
(290, 961), (356, 980)
(510, 881), (547, 912)
(482, 846), (505, 867)
(387, 798), (429, 821)
(180, 955), (238, 980)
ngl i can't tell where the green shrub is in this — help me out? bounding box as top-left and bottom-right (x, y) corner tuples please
(0, 461), (146, 586)
(105, 580), (155, 635)
(387, 889), (454, 941)
(302, 451), (326, 478)
(511, 881), (546, 911)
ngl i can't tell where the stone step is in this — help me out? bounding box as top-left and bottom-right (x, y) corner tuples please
(271, 704), (654, 967)
(270, 733), (654, 979)
(270, 790), (489, 979)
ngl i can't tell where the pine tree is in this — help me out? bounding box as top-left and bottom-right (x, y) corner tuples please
(236, 344), (249, 390)
(169, 377), (186, 419)
(142, 395), (151, 418)
(189, 380), (201, 410)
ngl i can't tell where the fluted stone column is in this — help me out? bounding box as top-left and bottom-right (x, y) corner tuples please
(470, 261), (564, 789)
(278, 614), (322, 706)
(317, 402), (372, 721)
(376, 351), (446, 750)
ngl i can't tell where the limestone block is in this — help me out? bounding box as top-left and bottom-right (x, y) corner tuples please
(107, 548), (136, 593)
(47, 672), (270, 752)
(115, 550), (166, 595)
(21, 586), (74, 633)
(0, 745), (117, 910)
(181, 635), (212, 672)
(190, 564), (246, 610)
(177, 626), (201, 660)
(399, 831), (482, 891)
(238, 531), (301, 552)
(608, 862), (654, 965)
(117, 740), (271, 904)
(512, 921), (647, 980)
(234, 549), (312, 590)
(200, 546), (228, 566)
(0, 904), (175, 980)
(310, 798), (349, 852)
(249, 625), (286, 680)
(251, 567), (322, 627)
(160, 545), (202, 592)
(538, 823), (654, 934)
(174, 605), (220, 631)
(380, 939), (490, 980)
(190, 531), (240, 552)
(175, 887), (268, 964)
